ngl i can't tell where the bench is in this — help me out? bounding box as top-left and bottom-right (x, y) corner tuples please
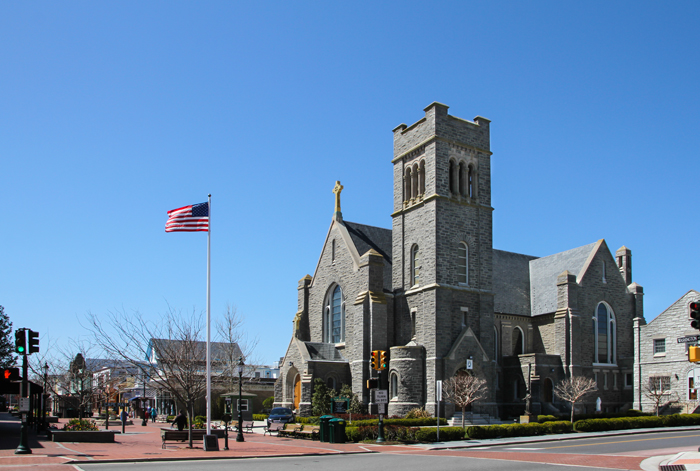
(230, 420), (255, 433)
(161, 429), (207, 449)
(264, 422), (285, 436)
(296, 425), (320, 440)
(277, 423), (302, 438)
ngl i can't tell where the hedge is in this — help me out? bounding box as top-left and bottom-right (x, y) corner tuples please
(350, 417), (448, 427)
(467, 421), (573, 439)
(252, 414), (268, 421)
(574, 414), (700, 432)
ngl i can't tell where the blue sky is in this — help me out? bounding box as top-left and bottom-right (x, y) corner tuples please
(1, 1), (698, 365)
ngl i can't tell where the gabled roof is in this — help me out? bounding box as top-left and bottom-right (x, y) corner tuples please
(529, 241), (599, 316)
(344, 221), (392, 264)
(647, 289), (700, 326)
(493, 249), (538, 316)
(147, 338), (242, 362)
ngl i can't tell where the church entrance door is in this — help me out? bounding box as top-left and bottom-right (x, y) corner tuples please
(293, 374), (301, 410)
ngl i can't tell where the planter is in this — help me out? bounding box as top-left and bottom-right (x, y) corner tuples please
(50, 430), (118, 443)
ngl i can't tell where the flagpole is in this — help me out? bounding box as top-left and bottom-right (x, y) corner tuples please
(206, 194), (212, 436)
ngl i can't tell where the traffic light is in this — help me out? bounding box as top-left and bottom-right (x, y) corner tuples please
(2, 368), (20, 381)
(28, 329), (39, 354)
(691, 302), (700, 330)
(370, 350), (379, 370)
(14, 329), (26, 355)
(378, 350), (387, 370)
(366, 378), (378, 389)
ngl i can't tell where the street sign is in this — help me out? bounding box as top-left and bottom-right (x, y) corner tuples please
(378, 403), (386, 414)
(466, 359), (473, 370)
(436, 380), (442, 401)
(678, 335), (700, 343)
(375, 390), (388, 404)
(19, 398), (29, 412)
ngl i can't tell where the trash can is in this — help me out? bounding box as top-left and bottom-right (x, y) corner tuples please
(319, 415), (334, 442)
(329, 418), (346, 443)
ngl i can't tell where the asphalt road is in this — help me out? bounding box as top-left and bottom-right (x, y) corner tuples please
(73, 453), (610, 471)
(477, 429), (700, 455)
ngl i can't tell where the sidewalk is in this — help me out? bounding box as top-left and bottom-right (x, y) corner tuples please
(1, 412), (698, 470)
(0, 413), (372, 469)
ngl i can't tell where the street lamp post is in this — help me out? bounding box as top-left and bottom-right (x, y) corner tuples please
(236, 357), (244, 443)
(78, 368), (84, 420)
(141, 375), (147, 426)
(42, 363), (48, 433)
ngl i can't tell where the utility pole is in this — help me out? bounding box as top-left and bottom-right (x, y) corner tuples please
(15, 329), (31, 454)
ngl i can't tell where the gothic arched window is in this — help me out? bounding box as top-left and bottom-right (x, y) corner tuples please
(468, 164), (476, 199)
(459, 162), (467, 197)
(324, 285), (345, 343)
(390, 372), (398, 399)
(458, 242), (469, 285)
(593, 302), (616, 364)
(411, 164), (419, 199)
(449, 160), (458, 194)
(513, 326), (524, 355)
(419, 160), (426, 196)
(405, 167), (412, 202)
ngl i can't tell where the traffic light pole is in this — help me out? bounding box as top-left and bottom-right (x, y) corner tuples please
(15, 353), (31, 454)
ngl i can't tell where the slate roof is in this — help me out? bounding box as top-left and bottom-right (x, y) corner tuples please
(148, 338), (242, 362)
(344, 221), (392, 264)
(529, 242), (598, 316)
(305, 342), (347, 362)
(493, 249), (538, 316)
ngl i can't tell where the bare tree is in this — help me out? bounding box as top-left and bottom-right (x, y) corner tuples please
(644, 376), (674, 416)
(554, 375), (597, 422)
(443, 371), (488, 428)
(214, 305), (260, 394)
(85, 307), (210, 448)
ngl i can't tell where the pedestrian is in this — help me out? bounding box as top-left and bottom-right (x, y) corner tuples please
(171, 410), (187, 431)
(144, 408), (150, 421)
(120, 409), (127, 424)
(151, 406), (158, 423)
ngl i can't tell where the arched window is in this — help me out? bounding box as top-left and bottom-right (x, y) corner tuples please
(513, 326), (524, 355)
(331, 239), (336, 262)
(593, 302), (616, 364)
(324, 285), (345, 343)
(458, 242), (469, 285)
(411, 245), (420, 286)
(468, 164), (476, 199)
(405, 167), (412, 202)
(390, 372), (398, 399)
(326, 376), (336, 390)
(459, 162), (467, 197)
(419, 160), (426, 195)
(412, 164), (419, 199)
(449, 160), (458, 194)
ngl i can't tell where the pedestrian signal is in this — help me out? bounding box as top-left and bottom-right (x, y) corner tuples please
(2, 368), (20, 380)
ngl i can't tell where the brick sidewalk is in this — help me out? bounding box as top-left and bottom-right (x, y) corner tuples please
(0, 413), (371, 469)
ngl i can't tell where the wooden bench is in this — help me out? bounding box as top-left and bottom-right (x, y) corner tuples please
(230, 420), (255, 433)
(264, 422), (285, 436)
(296, 425), (320, 440)
(277, 423), (302, 438)
(161, 429), (206, 449)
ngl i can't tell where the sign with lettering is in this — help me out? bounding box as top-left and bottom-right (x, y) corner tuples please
(332, 398), (349, 414)
(677, 336), (700, 343)
(375, 390), (388, 404)
(466, 359), (473, 370)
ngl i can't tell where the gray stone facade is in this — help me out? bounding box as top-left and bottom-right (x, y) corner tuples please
(634, 290), (700, 414)
(274, 103), (644, 420)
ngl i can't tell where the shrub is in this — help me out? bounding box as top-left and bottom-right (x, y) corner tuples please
(405, 407), (432, 419)
(351, 417), (447, 427)
(253, 414), (268, 421)
(262, 396), (274, 410)
(467, 421), (572, 439)
(63, 419), (99, 431)
(573, 416), (666, 432)
(537, 415), (559, 423)
(194, 415), (206, 424)
(415, 426), (465, 442)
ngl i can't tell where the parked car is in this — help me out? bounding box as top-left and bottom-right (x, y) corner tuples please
(266, 407), (295, 426)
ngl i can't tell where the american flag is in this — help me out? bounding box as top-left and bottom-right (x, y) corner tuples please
(165, 202), (209, 232)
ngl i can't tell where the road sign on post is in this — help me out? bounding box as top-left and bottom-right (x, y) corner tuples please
(375, 390), (388, 404)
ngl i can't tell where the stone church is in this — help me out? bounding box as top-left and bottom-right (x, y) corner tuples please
(274, 103), (644, 419)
